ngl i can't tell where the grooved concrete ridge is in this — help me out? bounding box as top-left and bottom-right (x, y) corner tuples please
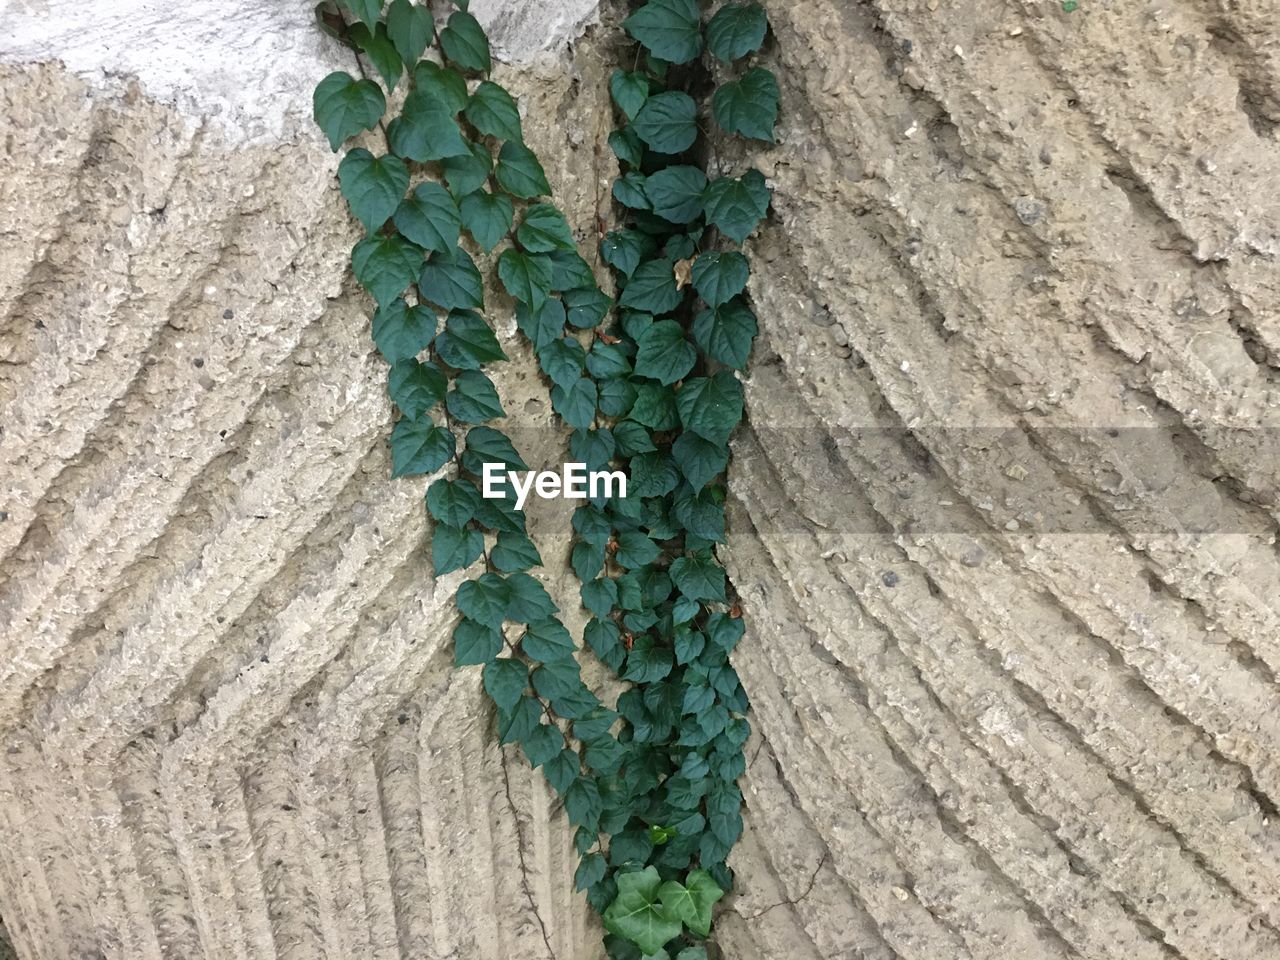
(3, 1), (1280, 958)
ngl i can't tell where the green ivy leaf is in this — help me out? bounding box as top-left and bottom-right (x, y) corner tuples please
(575, 852), (607, 892)
(551, 377), (598, 430)
(670, 556), (727, 602)
(390, 418), (455, 478)
(545, 749), (581, 794)
(458, 189), (515, 253)
(465, 81), (523, 141)
(420, 247), (485, 312)
(645, 165), (709, 224)
(690, 251), (749, 309)
(586, 341), (631, 379)
(443, 141), (493, 196)
(634, 319), (696, 385)
(522, 721), (566, 768)
(348, 22), (404, 91)
(393, 182), (463, 253)
(432, 522), (484, 575)
(435, 309), (507, 369)
(517, 204), (576, 253)
(581, 577), (618, 618)
(712, 67), (779, 142)
(387, 91), (471, 161)
(619, 259), (682, 315)
(615, 531), (661, 569)
(705, 2), (768, 62)
(599, 379), (637, 418)
(427, 477), (481, 526)
(609, 127), (645, 168)
(537, 336), (587, 390)
(622, 0), (703, 65)
(703, 169), (771, 244)
(692, 297), (757, 369)
(613, 172), (651, 211)
(672, 432), (728, 488)
(517, 299), (567, 351)
(496, 141), (552, 198)
(632, 91), (698, 154)
(602, 230), (656, 278)
(507, 572), (559, 622)
(482, 656), (528, 708)
(338, 148), (409, 231)
(498, 249), (554, 311)
(610, 70), (651, 120)
(602, 866), (682, 956)
(351, 234), (421, 307)
(463, 426), (528, 473)
(624, 644), (674, 683)
(676, 947), (709, 960)
(492, 531), (543, 572)
(446, 369), (506, 422)
(454, 617), (503, 666)
(499, 696), (543, 744)
(521, 617), (575, 661)
(564, 287), (613, 330)
(630, 382), (680, 429)
(314, 72), (385, 151)
(386, 0), (433, 64)
(585, 617), (624, 671)
(565, 776), (602, 830)
(629, 452), (679, 498)
(668, 870), (724, 937)
(412, 61), (470, 113)
(372, 299), (436, 362)
(677, 372), (743, 444)
(440, 10), (492, 74)
(387, 358), (447, 418)
(338, 0), (381, 28)
(546, 248), (596, 290)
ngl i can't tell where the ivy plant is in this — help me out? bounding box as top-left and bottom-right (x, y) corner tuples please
(313, 0), (775, 956)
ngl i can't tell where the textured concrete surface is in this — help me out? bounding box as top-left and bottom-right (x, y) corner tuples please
(3, 0), (1280, 958)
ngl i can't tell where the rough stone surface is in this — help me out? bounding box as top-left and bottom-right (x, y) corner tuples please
(3, 1), (1280, 959)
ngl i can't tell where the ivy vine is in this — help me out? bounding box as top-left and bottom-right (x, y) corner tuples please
(312, 0), (776, 956)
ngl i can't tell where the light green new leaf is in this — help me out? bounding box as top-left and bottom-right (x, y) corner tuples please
(453, 617), (502, 666)
(387, 358), (446, 418)
(645, 165), (709, 224)
(610, 70), (650, 120)
(351, 234), (421, 307)
(681, 870), (726, 937)
(632, 91), (698, 154)
(440, 10), (491, 74)
(435, 309), (506, 369)
(465, 81), (523, 142)
(712, 67), (779, 142)
(386, 0), (433, 64)
(602, 866), (682, 956)
(703, 169), (771, 244)
(705, 1), (768, 62)
(372, 299), (436, 362)
(670, 556), (727, 602)
(458, 189), (514, 253)
(692, 297), (757, 369)
(313, 72), (385, 151)
(338, 149), (409, 230)
(432, 522), (484, 575)
(495, 141), (552, 198)
(445, 369), (505, 423)
(420, 247), (485, 312)
(634, 319), (696, 385)
(498, 249), (554, 312)
(690, 251), (749, 309)
(482, 655), (528, 708)
(619, 259), (682, 315)
(348, 22), (403, 91)
(622, 0), (703, 64)
(393, 182), (462, 253)
(517, 204), (576, 253)
(389, 418), (455, 478)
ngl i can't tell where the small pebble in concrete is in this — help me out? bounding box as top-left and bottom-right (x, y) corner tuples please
(882, 571), (900, 587)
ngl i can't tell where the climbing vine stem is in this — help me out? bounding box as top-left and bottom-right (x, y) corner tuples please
(313, 0), (776, 955)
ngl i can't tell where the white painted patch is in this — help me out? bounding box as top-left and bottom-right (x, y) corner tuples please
(0, 0), (599, 144)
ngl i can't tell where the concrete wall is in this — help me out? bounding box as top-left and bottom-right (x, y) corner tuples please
(3, 1), (1280, 958)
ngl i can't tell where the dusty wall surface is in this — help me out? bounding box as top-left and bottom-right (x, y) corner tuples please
(3, 1), (1280, 959)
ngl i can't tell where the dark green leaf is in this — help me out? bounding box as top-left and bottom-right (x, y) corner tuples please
(439, 10), (491, 73)
(313, 72), (384, 151)
(442, 141), (493, 196)
(348, 22), (404, 91)
(598, 379), (637, 418)
(412, 61), (469, 113)
(615, 530), (661, 568)
(427, 477), (480, 526)
(352, 233), (421, 307)
(622, 0), (703, 64)
(545, 749), (581, 794)
(620, 259), (682, 315)
(387, 90), (470, 161)
(386, 0), (433, 64)
(506, 571), (559, 622)
(462, 426), (528, 473)
(705, 1), (768, 61)
(612, 172), (651, 211)
(387, 358), (446, 418)
(491, 530), (542, 572)
(630, 382), (680, 429)
(432, 522), (484, 574)
(517, 298), (567, 351)
(520, 617), (575, 661)
(462, 573), (514, 632)
(609, 127), (644, 168)
(610, 70), (650, 120)
(522, 722), (565, 768)
(692, 297), (757, 369)
(394, 182), (462, 253)
(584, 617), (624, 671)
(581, 577), (618, 618)
(483, 656), (528, 709)
(373, 299), (436, 362)
(645, 165), (709, 224)
(713, 67), (779, 142)
(517, 203), (576, 252)
(633, 91), (698, 154)
(498, 696), (543, 744)
(565, 776), (602, 830)
(586, 341), (631, 379)
(564, 287), (612, 329)
(537, 336), (587, 390)
(498, 249), (554, 312)
(458, 189), (514, 253)
(338, 0), (381, 27)
(551, 377), (598, 430)
(629, 452), (679, 497)
(634, 319), (696, 385)
(546, 248), (595, 290)
(671, 432), (728, 488)
(435, 309), (506, 368)
(390, 418), (455, 478)
(703, 169), (771, 244)
(670, 556), (726, 602)
(573, 540), (605, 581)
(624, 645), (673, 683)
(602, 229), (656, 278)
(454, 617), (503, 666)
(612, 419), (656, 454)
(495, 141), (551, 198)
(420, 246), (485, 311)
(691, 251), (749, 308)
(465, 80), (522, 141)
(446, 369), (505, 422)
(677, 371), (743, 443)
(339, 148), (409, 230)
(575, 853), (607, 892)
